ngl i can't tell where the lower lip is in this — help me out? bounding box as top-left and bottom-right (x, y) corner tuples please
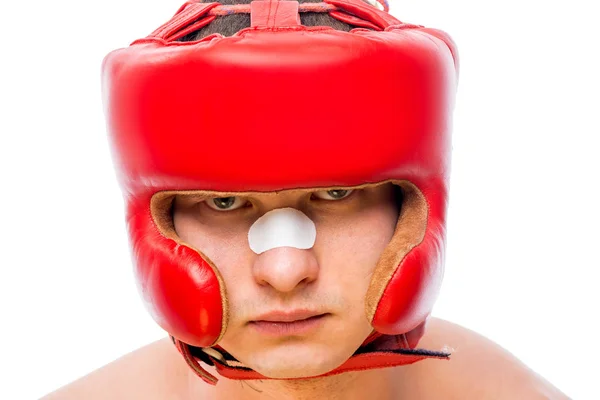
(249, 314), (328, 337)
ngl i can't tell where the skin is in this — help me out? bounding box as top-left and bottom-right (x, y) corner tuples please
(42, 184), (570, 399)
(172, 184), (399, 384)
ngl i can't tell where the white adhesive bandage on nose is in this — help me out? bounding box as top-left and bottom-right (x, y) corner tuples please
(248, 208), (317, 254)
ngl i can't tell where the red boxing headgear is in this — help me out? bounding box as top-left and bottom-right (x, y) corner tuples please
(102, 0), (459, 385)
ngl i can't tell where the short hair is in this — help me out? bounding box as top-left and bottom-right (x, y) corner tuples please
(179, 0), (355, 41)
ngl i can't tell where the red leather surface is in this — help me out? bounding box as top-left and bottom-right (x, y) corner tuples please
(149, 2), (220, 40)
(128, 193), (223, 347)
(103, 30), (456, 192)
(102, 1), (458, 347)
(373, 182), (447, 334)
(174, 323), (448, 385)
(324, 0), (400, 29)
(213, 349), (447, 381)
(251, 0), (301, 28)
(329, 10), (381, 31)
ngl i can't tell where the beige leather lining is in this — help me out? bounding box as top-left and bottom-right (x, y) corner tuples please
(365, 181), (428, 322)
(150, 180), (428, 340)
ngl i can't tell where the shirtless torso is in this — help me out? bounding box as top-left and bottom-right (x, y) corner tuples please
(42, 318), (569, 399)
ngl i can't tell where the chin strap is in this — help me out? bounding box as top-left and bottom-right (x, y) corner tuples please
(172, 328), (451, 385)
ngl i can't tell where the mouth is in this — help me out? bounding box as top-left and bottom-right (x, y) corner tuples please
(249, 313), (329, 337)
(252, 309), (326, 322)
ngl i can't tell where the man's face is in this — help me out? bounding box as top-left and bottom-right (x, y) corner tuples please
(172, 183), (399, 378)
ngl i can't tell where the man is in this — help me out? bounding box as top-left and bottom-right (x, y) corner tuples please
(44, 188), (568, 399)
(44, 0), (568, 398)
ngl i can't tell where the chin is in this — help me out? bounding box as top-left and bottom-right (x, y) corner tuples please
(241, 342), (351, 379)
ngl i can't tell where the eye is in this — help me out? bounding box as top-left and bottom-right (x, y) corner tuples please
(205, 196), (247, 211)
(311, 189), (354, 201)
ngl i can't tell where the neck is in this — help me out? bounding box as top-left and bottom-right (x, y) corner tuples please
(186, 364), (405, 400)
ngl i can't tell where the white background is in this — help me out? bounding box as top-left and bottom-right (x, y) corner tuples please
(1, 0), (598, 398)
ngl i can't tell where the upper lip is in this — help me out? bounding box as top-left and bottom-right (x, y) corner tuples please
(252, 310), (325, 322)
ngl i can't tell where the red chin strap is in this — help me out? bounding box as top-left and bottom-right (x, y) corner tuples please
(172, 323), (451, 385)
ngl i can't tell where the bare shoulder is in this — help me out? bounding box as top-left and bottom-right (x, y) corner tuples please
(41, 337), (188, 400)
(406, 317), (570, 399)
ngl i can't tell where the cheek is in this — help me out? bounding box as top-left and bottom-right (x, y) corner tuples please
(314, 204), (398, 317)
(173, 209), (254, 286)
(175, 210), (242, 255)
(317, 204), (398, 277)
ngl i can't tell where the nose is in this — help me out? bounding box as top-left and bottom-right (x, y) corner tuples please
(252, 247), (319, 293)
